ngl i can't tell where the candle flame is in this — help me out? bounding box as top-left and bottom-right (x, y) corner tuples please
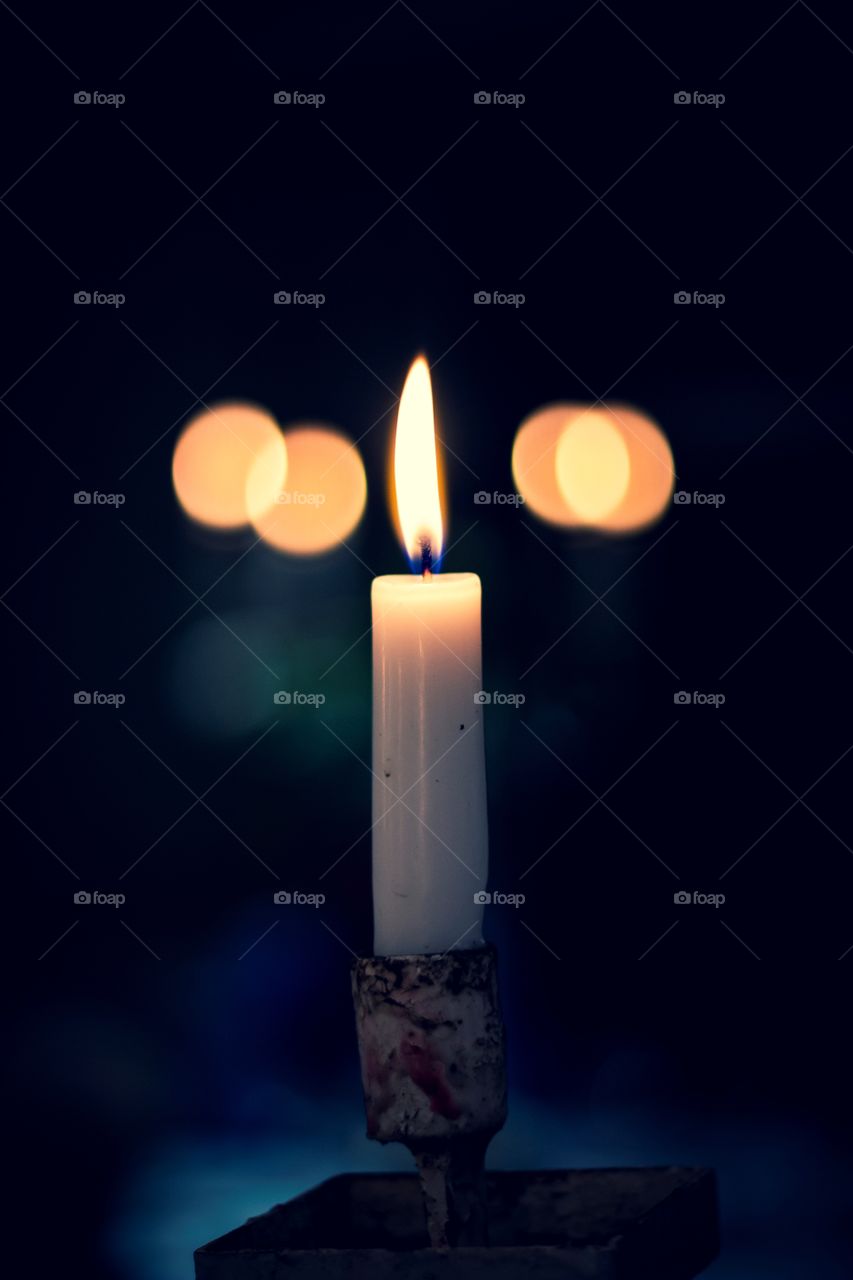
(394, 356), (444, 570)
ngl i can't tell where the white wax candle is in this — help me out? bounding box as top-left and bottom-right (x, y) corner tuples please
(372, 572), (488, 955)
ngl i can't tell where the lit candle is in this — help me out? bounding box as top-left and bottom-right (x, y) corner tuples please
(371, 357), (488, 956)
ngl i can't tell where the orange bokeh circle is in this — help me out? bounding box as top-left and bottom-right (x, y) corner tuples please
(513, 402), (674, 533)
(172, 402), (286, 529)
(250, 425), (367, 555)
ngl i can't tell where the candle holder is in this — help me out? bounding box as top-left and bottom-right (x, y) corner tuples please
(350, 945), (507, 1247)
(195, 1167), (719, 1278)
(194, 943), (719, 1277)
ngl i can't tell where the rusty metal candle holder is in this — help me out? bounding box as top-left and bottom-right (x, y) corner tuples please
(195, 947), (720, 1278)
(351, 945), (506, 1247)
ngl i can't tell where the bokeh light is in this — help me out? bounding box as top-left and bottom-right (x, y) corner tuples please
(555, 410), (630, 523)
(172, 402), (286, 529)
(512, 404), (578, 527)
(250, 425), (367, 556)
(513, 402), (674, 533)
(594, 406), (675, 533)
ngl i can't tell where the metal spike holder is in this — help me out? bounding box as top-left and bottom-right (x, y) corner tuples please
(351, 945), (506, 1247)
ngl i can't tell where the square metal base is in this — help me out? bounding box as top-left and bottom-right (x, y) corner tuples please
(195, 1167), (719, 1278)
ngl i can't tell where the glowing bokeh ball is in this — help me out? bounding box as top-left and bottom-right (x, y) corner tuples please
(250, 425), (367, 555)
(172, 402), (286, 529)
(555, 411), (630, 523)
(513, 402), (674, 533)
(511, 403), (577, 527)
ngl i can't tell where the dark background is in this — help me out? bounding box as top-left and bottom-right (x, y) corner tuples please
(4, 2), (853, 1276)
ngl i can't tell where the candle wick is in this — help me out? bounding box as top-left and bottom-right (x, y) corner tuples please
(420, 538), (433, 579)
